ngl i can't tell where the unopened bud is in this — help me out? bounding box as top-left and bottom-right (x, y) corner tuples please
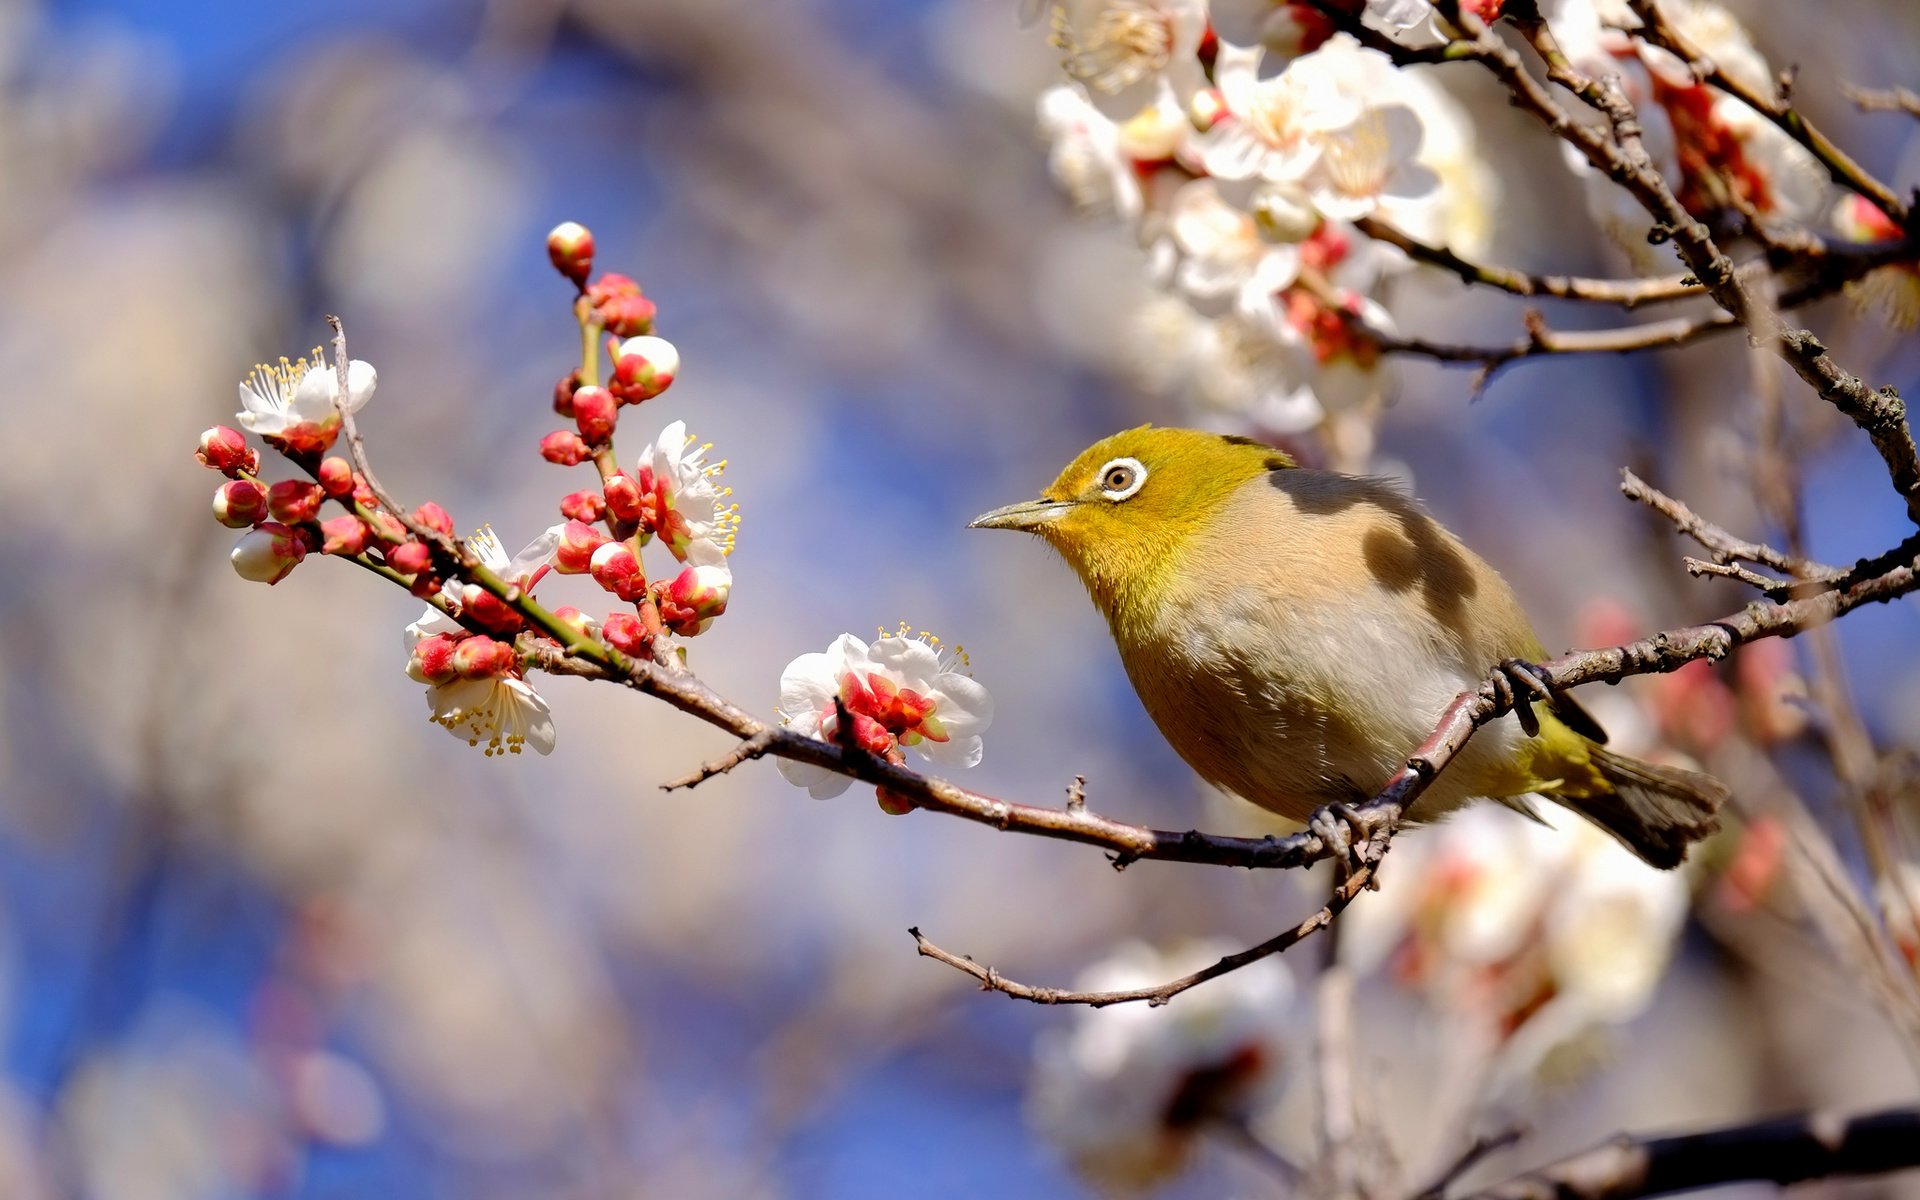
(598, 292), (657, 338)
(408, 633), (461, 684)
(653, 553), (731, 636)
(553, 371), (581, 418)
(317, 456), (355, 497)
(352, 473), (378, 509)
(560, 489), (606, 523)
(1189, 87), (1229, 133)
(589, 540), (646, 601)
(572, 385), (618, 443)
(365, 509), (408, 546)
(197, 425), (257, 476)
(267, 480), (326, 525)
(876, 787), (916, 816)
(555, 519), (609, 574)
(388, 540), (433, 576)
(546, 221), (595, 285)
(451, 635), (516, 680)
(550, 606), (598, 638)
(601, 612), (648, 656)
(602, 471), (644, 525)
(213, 479), (268, 528)
(459, 582), (525, 635)
(408, 572), (444, 599)
(320, 514), (371, 556)
(412, 502), (455, 536)
(231, 522), (307, 584)
(541, 430), (592, 466)
(609, 336), (679, 403)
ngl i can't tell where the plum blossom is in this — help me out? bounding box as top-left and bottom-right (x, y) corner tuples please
(1164, 179), (1302, 317)
(403, 525), (564, 757)
(1198, 41), (1365, 184)
(1047, 0), (1207, 119)
(236, 349), (376, 455)
(1027, 943), (1296, 1190)
(1307, 105), (1438, 222)
(775, 630), (993, 799)
(635, 420), (739, 561)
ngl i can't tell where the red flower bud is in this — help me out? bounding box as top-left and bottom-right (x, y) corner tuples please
(876, 787), (916, 816)
(365, 509), (408, 546)
(459, 583), (525, 635)
(550, 606), (597, 638)
(197, 425), (257, 476)
(231, 522), (307, 584)
(546, 221), (595, 286)
(408, 633), (461, 685)
(585, 272), (641, 306)
(408, 572), (444, 599)
(267, 480), (326, 525)
(589, 540), (646, 601)
(559, 489), (606, 523)
(213, 479), (268, 528)
(451, 635), (516, 680)
(572, 386), (618, 443)
(608, 336), (678, 403)
(602, 471), (644, 525)
(597, 292), (657, 338)
(320, 514), (371, 556)
(554, 519), (609, 574)
(601, 612), (648, 656)
(553, 371), (581, 418)
(540, 430), (592, 466)
(316, 456), (355, 498)
(352, 473), (378, 509)
(388, 540), (433, 576)
(412, 501), (455, 537)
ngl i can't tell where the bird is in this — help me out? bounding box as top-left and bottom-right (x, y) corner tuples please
(970, 426), (1725, 869)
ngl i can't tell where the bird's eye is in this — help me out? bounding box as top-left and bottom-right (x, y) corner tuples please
(1098, 457), (1147, 501)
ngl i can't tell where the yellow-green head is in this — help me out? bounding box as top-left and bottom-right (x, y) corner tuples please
(970, 426), (1290, 618)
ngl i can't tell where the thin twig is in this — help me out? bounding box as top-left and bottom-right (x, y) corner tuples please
(1414, 1128), (1530, 1200)
(1354, 216), (1703, 306)
(906, 862), (1376, 1007)
(1845, 84), (1920, 120)
(1318, 964), (1362, 1200)
(1468, 1106), (1920, 1200)
(1629, 0), (1908, 226)
(661, 729), (777, 790)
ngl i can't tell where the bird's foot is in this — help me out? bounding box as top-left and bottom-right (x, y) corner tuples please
(1488, 658), (1608, 743)
(1308, 801), (1392, 888)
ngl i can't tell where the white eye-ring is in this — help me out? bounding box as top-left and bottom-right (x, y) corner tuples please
(1098, 457), (1147, 502)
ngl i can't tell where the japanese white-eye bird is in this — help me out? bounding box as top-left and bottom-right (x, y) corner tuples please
(971, 426), (1725, 868)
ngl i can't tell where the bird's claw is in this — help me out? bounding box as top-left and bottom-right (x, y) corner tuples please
(1489, 658), (1609, 743)
(1309, 801), (1390, 888)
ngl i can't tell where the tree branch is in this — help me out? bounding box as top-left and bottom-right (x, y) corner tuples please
(1845, 84), (1920, 120)
(1628, 0), (1909, 227)
(1354, 216), (1703, 306)
(1468, 1106), (1920, 1200)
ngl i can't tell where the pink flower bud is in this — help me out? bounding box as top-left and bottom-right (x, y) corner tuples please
(197, 425), (257, 476)
(559, 489), (606, 523)
(653, 557), (731, 636)
(459, 582), (525, 635)
(407, 633), (461, 684)
(1188, 87), (1229, 133)
(412, 502), (454, 536)
(267, 480), (326, 525)
(451, 635), (516, 680)
(553, 371), (581, 418)
(352, 473), (378, 509)
(541, 430), (591, 466)
(589, 540), (646, 601)
(316, 456), (355, 498)
(609, 336), (678, 403)
(550, 605), (598, 639)
(408, 572), (444, 599)
(602, 471), (644, 525)
(554, 519), (609, 574)
(231, 521), (307, 584)
(572, 386), (618, 443)
(320, 514), (371, 556)
(546, 221), (595, 285)
(586, 272), (641, 306)
(876, 787), (915, 816)
(388, 540), (433, 576)
(597, 293), (657, 338)
(601, 612), (648, 656)
(365, 509), (408, 546)
(213, 479), (268, 528)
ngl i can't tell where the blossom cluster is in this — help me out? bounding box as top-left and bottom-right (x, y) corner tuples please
(1034, 0), (1493, 442)
(195, 222), (739, 757)
(1032, 0), (1846, 443)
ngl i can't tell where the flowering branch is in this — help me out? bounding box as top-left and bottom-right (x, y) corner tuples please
(1468, 1106), (1920, 1200)
(1626, 0), (1909, 227)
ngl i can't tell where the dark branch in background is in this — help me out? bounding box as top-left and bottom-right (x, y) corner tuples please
(1355, 216), (1703, 306)
(1364, 307), (1736, 394)
(1846, 84), (1920, 121)
(1627, 0), (1909, 227)
(1468, 1106), (1920, 1200)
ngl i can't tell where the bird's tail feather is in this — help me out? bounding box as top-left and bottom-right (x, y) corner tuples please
(1562, 747), (1727, 869)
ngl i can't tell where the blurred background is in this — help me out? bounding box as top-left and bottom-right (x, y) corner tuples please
(3, 0), (1920, 1195)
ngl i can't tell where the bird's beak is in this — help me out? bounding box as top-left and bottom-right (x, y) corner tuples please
(968, 498), (1073, 533)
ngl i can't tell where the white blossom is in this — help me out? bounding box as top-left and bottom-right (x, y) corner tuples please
(1047, 0), (1208, 119)
(236, 349), (376, 441)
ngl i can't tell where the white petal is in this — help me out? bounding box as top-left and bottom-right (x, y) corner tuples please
(931, 672), (995, 737)
(404, 607), (460, 648)
(776, 753), (854, 799)
(507, 524), (566, 580)
(869, 636), (943, 688)
(918, 734), (984, 770)
(342, 359), (377, 412)
(779, 652), (841, 713)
